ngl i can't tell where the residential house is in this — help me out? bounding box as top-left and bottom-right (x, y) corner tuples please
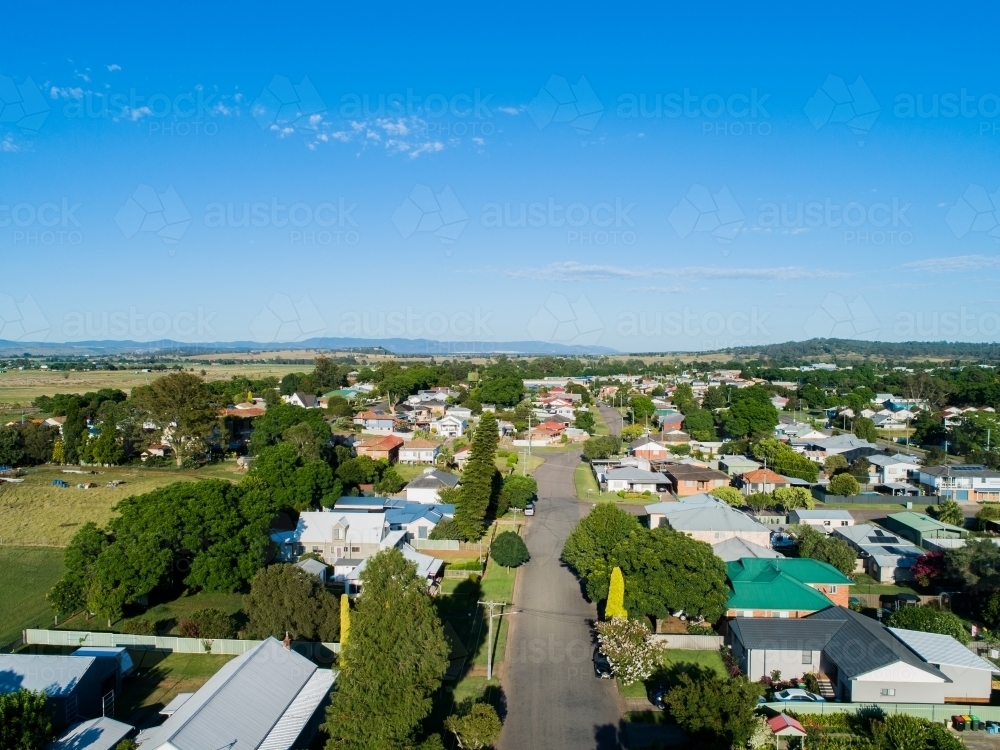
(271, 511), (393, 569)
(770, 395), (789, 410)
(729, 607), (976, 704)
(136, 638), (335, 750)
(347, 543), (444, 589)
(718, 455), (761, 477)
(646, 495), (772, 549)
(725, 558), (851, 618)
(662, 464), (731, 497)
(629, 435), (671, 461)
(0, 654), (120, 729)
(446, 406), (473, 421)
(605, 467), (670, 494)
(657, 413), (685, 432)
(882, 511), (969, 548)
(284, 391), (320, 409)
(398, 438), (441, 464)
(788, 509), (855, 534)
(738, 468), (791, 495)
(405, 467), (461, 504)
(44, 415), (66, 433)
(889, 627), (998, 703)
(385, 501), (454, 541)
(833, 524), (923, 583)
(431, 414), (467, 438)
(295, 557), (329, 584)
(354, 435), (404, 463)
(867, 453), (919, 485)
(802, 434), (881, 464)
(353, 410), (397, 433)
(659, 429), (691, 445)
(917, 464), (1000, 502)
(141, 444), (172, 460)
(453, 446), (471, 470)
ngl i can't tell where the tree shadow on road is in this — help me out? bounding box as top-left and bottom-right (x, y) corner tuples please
(593, 720), (630, 749)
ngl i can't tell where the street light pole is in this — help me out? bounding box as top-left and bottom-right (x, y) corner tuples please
(478, 601), (517, 680)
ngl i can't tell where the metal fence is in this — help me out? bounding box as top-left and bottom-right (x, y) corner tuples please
(811, 488), (942, 506)
(762, 701), (1000, 722)
(651, 634), (724, 650)
(410, 539), (460, 551)
(23, 629), (340, 659)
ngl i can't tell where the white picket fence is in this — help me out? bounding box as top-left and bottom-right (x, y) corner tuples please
(23, 629), (340, 657)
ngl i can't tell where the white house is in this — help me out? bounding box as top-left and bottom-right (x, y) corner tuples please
(605, 467), (670, 494)
(446, 406), (473, 420)
(431, 414), (467, 438)
(398, 439), (441, 464)
(789, 509), (855, 534)
(405, 468), (460, 504)
(917, 464), (1000, 502)
(270, 511), (393, 569)
(867, 453), (918, 485)
(284, 391), (320, 409)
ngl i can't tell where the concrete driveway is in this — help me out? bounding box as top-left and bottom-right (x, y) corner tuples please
(498, 449), (626, 750)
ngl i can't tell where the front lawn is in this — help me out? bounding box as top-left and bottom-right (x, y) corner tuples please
(119, 651), (235, 723)
(56, 590), (246, 635)
(0, 546), (66, 646)
(574, 461), (600, 501)
(619, 648), (728, 698)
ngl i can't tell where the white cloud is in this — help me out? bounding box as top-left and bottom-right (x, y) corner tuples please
(107, 63), (121, 71)
(497, 105), (522, 115)
(50, 86), (84, 100)
(1, 134), (19, 153)
(627, 285), (686, 294)
(903, 254), (1000, 273)
(479, 261), (847, 282)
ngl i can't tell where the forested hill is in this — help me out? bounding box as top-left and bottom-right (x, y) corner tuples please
(702, 338), (1000, 363)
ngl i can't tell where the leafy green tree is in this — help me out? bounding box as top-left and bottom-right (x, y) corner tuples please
(445, 702), (502, 750)
(944, 539), (1000, 597)
(751, 438), (818, 482)
(723, 387), (778, 439)
(976, 503), (1000, 531)
(474, 371), (523, 407)
(829, 472), (861, 496)
(852, 416), (879, 443)
(453, 413), (500, 540)
(0, 689), (54, 750)
(47, 521), (109, 616)
(249, 443), (341, 511)
(794, 525), (857, 576)
(324, 549), (449, 750)
(683, 409), (717, 441)
(772, 486), (814, 510)
(708, 486), (744, 507)
(244, 564), (340, 641)
(701, 386), (727, 410)
(665, 675), (763, 748)
(491, 531), (529, 569)
(582, 435), (621, 460)
(179, 608), (236, 639)
(574, 409), (596, 433)
(498, 474), (537, 515)
(885, 605), (969, 644)
(428, 519), (464, 540)
(745, 492), (775, 513)
(132, 372), (219, 466)
(612, 527), (730, 621)
(823, 454), (848, 473)
(247, 402), (331, 455)
(562, 503), (642, 602)
(921, 446), (948, 466)
(931, 500), (964, 527)
(629, 395), (656, 423)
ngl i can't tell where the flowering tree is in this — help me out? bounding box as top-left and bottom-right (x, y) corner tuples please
(911, 551), (944, 587)
(595, 617), (660, 685)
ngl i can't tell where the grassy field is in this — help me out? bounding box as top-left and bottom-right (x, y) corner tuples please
(0, 546), (65, 646)
(575, 461), (600, 501)
(56, 590), (247, 635)
(0, 463), (242, 547)
(620, 648), (727, 698)
(0, 363), (308, 407)
(592, 405), (610, 436)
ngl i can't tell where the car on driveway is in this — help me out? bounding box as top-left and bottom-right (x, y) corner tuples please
(773, 688), (825, 703)
(648, 686), (667, 710)
(593, 648), (613, 678)
(524, 502), (535, 516)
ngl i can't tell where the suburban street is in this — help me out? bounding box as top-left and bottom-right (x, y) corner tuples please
(499, 449), (625, 750)
(596, 401), (624, 437)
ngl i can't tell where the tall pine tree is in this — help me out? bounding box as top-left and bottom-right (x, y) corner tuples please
(454, 413), (500, 541)
(324, 549), (449, 750)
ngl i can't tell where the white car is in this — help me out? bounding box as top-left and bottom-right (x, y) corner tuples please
(524, 502), (535, 516)
(773, 688), (825, 703)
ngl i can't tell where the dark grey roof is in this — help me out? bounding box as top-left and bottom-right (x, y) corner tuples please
(731, 617), (844, 652)
(807, 607), (950, 681)
(406, 469), (460, 490)
(920, 464), (1000, 478)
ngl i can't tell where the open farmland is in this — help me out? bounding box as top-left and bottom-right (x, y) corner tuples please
(0, 463), (242, 547)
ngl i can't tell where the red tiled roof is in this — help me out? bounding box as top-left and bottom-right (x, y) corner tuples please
(742, 468), (789, 484)
(767, 714), (806, 736)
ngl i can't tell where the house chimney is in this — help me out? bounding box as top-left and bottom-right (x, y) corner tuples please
(283, 632), (291, 650)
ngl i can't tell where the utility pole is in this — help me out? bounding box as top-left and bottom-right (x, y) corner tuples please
(478, 601), (517, 680)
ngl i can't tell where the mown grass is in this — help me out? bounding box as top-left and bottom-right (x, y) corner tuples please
(56, 590), (247, 635)
(619, 648), (727, 698)
(119, 651), (235, 721)
(575, 461), (600, 501)
(0, 546), (65, 646)
(0, 463), (241, 547)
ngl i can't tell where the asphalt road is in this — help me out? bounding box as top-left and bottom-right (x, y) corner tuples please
(596, 401), (624, 437)
(498, 449), (625, 750)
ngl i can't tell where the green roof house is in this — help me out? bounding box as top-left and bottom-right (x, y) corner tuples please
(882, 511), (968, 548)
(725, 558), (852, 619)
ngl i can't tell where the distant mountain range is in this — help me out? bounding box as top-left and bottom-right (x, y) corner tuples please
(0, 337), (619, 356)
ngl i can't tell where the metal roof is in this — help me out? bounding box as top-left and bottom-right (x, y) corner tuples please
(790, 510), (854, 520)
(711, 536), (783, 562)
(728, 558), (852, 585)
(406, 469), (460, 489)
(0, 655), (98, 696)
(890, 628), (998, 673)
(606, 467), (669, 481)
(258, 668), (336, 750)
(731, 616), (845, 651)
(50, 717), (134, 750)
(138, 637), (334, 750)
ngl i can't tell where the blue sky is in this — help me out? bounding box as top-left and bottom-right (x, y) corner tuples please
(3, 2), (1000, 352)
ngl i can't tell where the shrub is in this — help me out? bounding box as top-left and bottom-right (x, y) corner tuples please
(708, 486), (744, 507)
(119, 617), (157, 635)
(885, 605), (969, 644)
(490, 531), (529, 569)
(829, 473), (860, 496)
(187, 608), (237, 639)
(428, 519), (464, 540)
(444, 702), (502, 750)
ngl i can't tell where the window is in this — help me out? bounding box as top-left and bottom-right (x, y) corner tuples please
(841, 520), (849, 526)
(740, 610), (754, 618)
(802, 651), (812, 665)
(351, 546), (360, 553)
(312, 547), (321, 553)
(881, 688), (895, 697)
(829, 585), (838, 594)
(418, 526), (428, 539)
(333, 528), (341, 540)
(823, 520), (831, 526)
(777, 611), (789, 618)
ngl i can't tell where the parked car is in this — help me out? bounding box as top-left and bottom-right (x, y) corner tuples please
(649, 686), (667, 710)
(773, 688), (825, 703)
(593, 648), (612, 678)
(524, 502), (535, 516)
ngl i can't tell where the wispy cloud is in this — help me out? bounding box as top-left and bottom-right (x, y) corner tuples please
(107, 63), (121, 72)
(474, 261), (847, 282)
(497, 105), (524, 115)
(903, 254), (1000, 273)
(1, 134), (19, 153)
(50, 86), (84, 100)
